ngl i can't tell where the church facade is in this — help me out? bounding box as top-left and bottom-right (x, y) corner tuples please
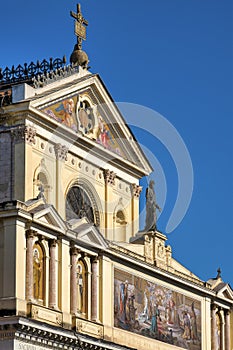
(0, 4), (232, 350)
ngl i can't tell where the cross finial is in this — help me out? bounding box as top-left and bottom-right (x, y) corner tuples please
(216, 267), (222, 279)
(70, 3), (88, 50)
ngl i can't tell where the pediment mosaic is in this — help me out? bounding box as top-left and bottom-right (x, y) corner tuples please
(41, 93), (125, 157)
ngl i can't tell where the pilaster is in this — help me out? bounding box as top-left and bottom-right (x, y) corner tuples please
(103, 169), (116, 240)
(58, 238), (71, 327)
(131, 183), (142, 237)
(54, 143), (68, 215)
(11, 125), (36, 202)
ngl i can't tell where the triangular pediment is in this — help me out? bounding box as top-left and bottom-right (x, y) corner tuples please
(29, 70), (152, 177)
(25, 198), (68, 232)
(68, 217), (108, 249)
(216, 284), (233, 301)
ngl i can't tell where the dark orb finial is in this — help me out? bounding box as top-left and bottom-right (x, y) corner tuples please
(70, 44), (89, 69)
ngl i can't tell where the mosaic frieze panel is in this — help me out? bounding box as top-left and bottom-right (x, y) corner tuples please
(114, 268), (202, 350)
(41, 94), (124, 157)
(43, 96), (78, 131)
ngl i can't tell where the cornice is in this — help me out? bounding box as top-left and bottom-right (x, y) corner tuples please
(0, 316), (135, 350)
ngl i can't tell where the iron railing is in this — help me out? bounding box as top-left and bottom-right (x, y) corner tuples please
(0, 56), (66, 86)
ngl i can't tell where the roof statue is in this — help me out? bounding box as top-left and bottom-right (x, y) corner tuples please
(70, 3), (89, 69)
(145, 180), (161, 231)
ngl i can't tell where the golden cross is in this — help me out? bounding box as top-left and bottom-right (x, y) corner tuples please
(70, 4), (88, 47)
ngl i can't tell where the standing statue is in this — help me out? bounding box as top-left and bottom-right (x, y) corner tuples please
(145, 180), (161, 231)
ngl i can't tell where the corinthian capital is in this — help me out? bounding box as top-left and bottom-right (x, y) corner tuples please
(131, 183), (142, 198)
(54, 143), (68, 161)
(103, 169), (116, 185)
(11, 125), (36, 145)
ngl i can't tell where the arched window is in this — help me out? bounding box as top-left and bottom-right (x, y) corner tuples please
(33, 242), (45, 303)
(66, 186), (95, 223)
(76, 260), (87, 316)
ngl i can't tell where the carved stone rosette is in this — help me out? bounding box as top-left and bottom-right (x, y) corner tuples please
(11, 125), (36, 145)
(54, 143), (68, 161)
(103, 169), (116, 185)
(131, 183), (142, 198)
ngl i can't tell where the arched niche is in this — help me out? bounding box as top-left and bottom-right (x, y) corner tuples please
(33, 160), (51, 202)
(113, 207), (127, 242)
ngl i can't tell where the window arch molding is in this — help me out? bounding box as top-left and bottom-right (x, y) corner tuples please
(65, 177), (103, 227)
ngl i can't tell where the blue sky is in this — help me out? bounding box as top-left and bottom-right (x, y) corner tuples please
(0, 0), (232, 285)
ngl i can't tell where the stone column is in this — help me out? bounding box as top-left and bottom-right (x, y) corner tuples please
(91, 256), (98, 321)
(70, 247), (78, 314)
(26, 229), (36, 301)
(220, 308), (225, 350)
(225, 310), (230, 350)
(211, 305), (218, 350)
(49, 239), (57, 309)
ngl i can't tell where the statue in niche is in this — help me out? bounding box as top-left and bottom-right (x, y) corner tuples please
(76, 262), (85, 313)
(33, 246), (43, 300)
(145, 180), (161, 231)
